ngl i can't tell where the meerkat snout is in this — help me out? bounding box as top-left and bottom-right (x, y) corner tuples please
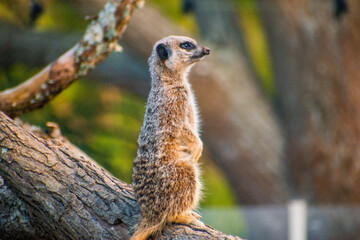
(191, 46), (210, 59)
(203, 47), (210, 55)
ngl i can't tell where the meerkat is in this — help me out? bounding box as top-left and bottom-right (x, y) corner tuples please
(131, 36), (210, 240)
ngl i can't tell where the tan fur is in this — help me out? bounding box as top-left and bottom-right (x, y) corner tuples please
(131, 36), (210, 240)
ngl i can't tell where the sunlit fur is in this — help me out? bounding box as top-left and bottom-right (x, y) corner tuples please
(131, 36), (209, 240)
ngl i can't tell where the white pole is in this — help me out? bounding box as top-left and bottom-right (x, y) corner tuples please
(288, 199), (307, 240)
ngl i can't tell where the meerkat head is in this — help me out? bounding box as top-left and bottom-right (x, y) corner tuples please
(149, 35), (210, 74)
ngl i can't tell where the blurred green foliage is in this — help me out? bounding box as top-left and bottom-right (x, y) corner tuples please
(201, 207), (247, 237)
(201, 159), (237, 206)
(22, 81), (144, 184)
(0, 64), (40, 89)
(0, 0), (86, 31)
(235, 0), (275, 97)
(0, 0), (28, 25)
(36, 0), (86, 32)
(150, 0), (199, 34)
(0, 1), (16, 23)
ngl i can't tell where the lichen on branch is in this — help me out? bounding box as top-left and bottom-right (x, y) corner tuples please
(0, 0), (145, 118)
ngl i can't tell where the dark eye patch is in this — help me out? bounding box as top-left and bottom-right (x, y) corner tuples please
(180, 41), (196, 50)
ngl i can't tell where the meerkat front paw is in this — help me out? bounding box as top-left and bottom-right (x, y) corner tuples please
(190, 210), (202, 220)
(193, 138), (203, 164)
(170, 211), (205, 229)
(184, 212), (207, 229)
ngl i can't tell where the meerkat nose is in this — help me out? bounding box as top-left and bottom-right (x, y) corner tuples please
(203, 47), (210, 55)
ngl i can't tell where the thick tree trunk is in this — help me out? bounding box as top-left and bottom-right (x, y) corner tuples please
(0, 112), (241, 239)
(259, 0), (360, 203)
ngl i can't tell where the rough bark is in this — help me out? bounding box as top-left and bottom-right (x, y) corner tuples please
(0, 0), (143, 118)
(0, 175), (47, 240)
(259, 0), (360, 203)
(0, 111), (242, 239)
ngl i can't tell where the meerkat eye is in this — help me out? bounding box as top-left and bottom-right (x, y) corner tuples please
(180, 41), (196, 50)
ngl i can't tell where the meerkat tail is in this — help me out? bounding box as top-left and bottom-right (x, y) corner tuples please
(130, 220), (166, 240)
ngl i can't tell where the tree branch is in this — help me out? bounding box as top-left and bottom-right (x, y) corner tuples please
(0, 0), (144, 118)
(0, 112), (241, 239)
(0, 24), (150, 96)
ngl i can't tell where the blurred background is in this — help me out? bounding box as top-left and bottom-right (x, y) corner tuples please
(1, 0), (360, 239)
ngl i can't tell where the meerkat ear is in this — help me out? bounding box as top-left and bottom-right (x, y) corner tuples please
(156, 43), (172, 61)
